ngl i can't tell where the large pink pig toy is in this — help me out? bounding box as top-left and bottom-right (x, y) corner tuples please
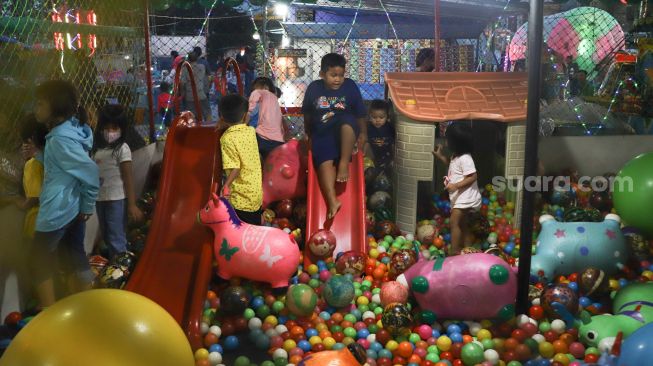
(199, 194), (300, 288)
(262, 139), (307, 208)
(396, 253), (517, 320)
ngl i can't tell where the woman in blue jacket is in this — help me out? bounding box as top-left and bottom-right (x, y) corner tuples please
(33, 80), (99, 307)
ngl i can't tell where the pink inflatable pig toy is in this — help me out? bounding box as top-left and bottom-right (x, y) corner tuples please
(397, 253), (517, 320)
(263, 139), (307, 208)
(199, 194), (300, 288)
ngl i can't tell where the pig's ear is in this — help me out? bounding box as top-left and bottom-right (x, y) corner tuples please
(211, 193), (219, 206)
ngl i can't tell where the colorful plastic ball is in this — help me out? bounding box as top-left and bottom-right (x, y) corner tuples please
(540, 285), (579, 319)
(335, 251), (366, 277)
(389, 249), (418, 278)
(223, 335), (239, 350)
(381, 302), (412, 336)
(308, 229), (337, 258)
(322, 275), (356, 308)
(285, 284), (318, 317)
(461, 342), (484, 365)
(436, 336), (452, 352)
(578, 268), (609, 297)
(379, 281), (409, 307)
(220, 286), (251, 315)
(0, 289), (194, 366)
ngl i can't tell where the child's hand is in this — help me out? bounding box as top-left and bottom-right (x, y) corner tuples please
(445, 182), (458, 193)
(433, 144), (445, 159)
(78, 213), (92, 221)
(221, 185), (231, 199)
(128, 204), (144, 223)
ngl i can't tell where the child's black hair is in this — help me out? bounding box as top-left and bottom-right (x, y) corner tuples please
(369, 99), (390, 114)
(219, 94), (249, 124)
(416, 48), (435, 68)
(320, 53), (346, 73)
(19, 113), (48, 150)
(252, 77), (276, 92)
(445, 122), (474, 157)
(93, 104), (128, 157)
(159, 81), (171, 93)
(275, 87), (282, 98)
(35, 80), (88, 126)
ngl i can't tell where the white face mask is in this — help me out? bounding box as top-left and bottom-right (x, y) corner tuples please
(103, 130), (121, 144)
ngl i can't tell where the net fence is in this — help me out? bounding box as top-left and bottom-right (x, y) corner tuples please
(0, 0), (147, 196)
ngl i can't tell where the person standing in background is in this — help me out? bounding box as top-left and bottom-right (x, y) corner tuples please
(180, 52), (212, 123)
(416, 48), (436, 72)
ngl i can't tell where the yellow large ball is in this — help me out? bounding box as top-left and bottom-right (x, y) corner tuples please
(0, 289), (194, 366)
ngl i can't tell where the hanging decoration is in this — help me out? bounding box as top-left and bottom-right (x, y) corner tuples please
(508, 7), (624, 77)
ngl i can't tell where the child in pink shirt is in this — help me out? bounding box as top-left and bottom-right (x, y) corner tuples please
(249, 77), (285, 161)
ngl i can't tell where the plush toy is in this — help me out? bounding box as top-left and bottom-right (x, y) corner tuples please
(397, 253), (517, 320)
(576, 282), (653, 350)
(262, 139), (307, 209)
(578, 323), (653, 366)
(199, 194), (300, 288)
(531, 214), (628, 281)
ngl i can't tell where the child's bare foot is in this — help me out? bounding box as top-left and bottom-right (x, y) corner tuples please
(327, 199), (342, 220)
(336, 162), (349, 182)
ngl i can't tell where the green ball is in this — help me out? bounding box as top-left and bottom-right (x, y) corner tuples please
(524, 338), (538, 353)
(331, 325), (342, 333)
(586, 347), (600, 355)
(308, 279), (320, 288)
(362, 280), (372, 288)
(496, 303), (515, 321)
(409, 333), (421, 343)
(261, 361), (275, 366)
(368, 324), (378, 333)
(244, 308), (256, 320)
(235, 356), (250, 366)
(507, 361), (522, 366)
(481, 339), (494, 350)
(613, 152), (653, 236)
(539, 321), (551, 332)
(256, 304), (271, 319)
(272, 301), (285, 313)
(425, 352), (440, 362)
(427, 345), (439, 355)
(411, 276), (429, 293)
(274, 357), (287, 366)
(461, 342), (484, 365)
(420, 310), (437, 324)
(489, 264), (509, 285)
(384, 235), (393, 243)
(374, 307), (383, 315)
(344, 327), (357, 338)
(358, 305), (369, 313)
(286, 284), (317, 317)
(344, 314), (357, 323)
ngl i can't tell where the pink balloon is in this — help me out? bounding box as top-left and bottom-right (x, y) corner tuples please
(199, 194), (300, 288)
(262, 139), (308, 209)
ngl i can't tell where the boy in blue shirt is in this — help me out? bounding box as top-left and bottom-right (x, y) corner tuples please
(302, 53), (367, 219)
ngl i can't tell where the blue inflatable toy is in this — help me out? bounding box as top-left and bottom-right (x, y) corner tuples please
(531, 214), (628, 281)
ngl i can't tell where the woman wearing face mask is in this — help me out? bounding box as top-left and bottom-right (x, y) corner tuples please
(92, 104), (143, 260)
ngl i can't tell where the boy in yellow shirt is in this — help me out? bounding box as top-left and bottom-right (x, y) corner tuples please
(219, 94), (263, 225)
(17, 114), (48, 238)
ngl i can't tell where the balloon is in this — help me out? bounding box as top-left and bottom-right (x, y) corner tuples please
(0, 290), (193, 366)
(618, 322), (653, 365)
(613, 152), (653, 236)
(199, 194), (300, 288)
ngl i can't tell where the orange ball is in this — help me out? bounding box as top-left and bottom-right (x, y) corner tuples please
(504, 337), (519, 351)
(373, 267), (385, 279)
(206, 290), (217, 300)
(408, 354), (422, 364)
(331, 313), (343, 323)
(415, 341), (428, 349)
(515, 344), (532, 361)
(195, 360), (210, 366)
(560, 333), (575, 345)
(341, 321), (353, 329)
(462, 335), (473, 344)
(552, 340), (569, 354)
(318, 330), (332, 339)
(203, 333), (219, 347)
(397, 341), (414, 358)
(433, 237), (444, 248)
(290, 355), (303, 364)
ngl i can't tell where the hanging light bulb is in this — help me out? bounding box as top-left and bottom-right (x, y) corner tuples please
(253, 31), (261, 40)
(274, 2), (289, 18)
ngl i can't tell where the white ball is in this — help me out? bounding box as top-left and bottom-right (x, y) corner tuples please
(273, 348), (288, 360)
(208, 352), (223, 365)
(283, 228), (291, 233)
(367, 334), (376, 343)
(551, 319), (566, 334)
(275, 325), (289, 334)
(208, 325), (221, 337)
(266, 329), (279, 338)
(484, 349), (500, 364)
(378, 246), (386, 253)
(363, 311), (375, 320)
(469, 324), (481, 336)
(488, 235), (498, 244)
(371, 294), (381, 305)
(248, 317), (263, 330)
(201, 322), (210, 335)
(531, 334), (545, 343)
(531, 298), (541, 306)
(516, 314), (532, 327)
(421, 250), (431, 260)
(406, 233), (415, 242)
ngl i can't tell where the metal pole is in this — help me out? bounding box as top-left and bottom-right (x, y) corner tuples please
(434, 0), (441, 71)
(262, 6), (268, 77)
(516, 0), (544, 314)
(143, 0), (156, 142)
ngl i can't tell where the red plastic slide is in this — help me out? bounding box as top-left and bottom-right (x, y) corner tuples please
(125, 119), (220, 350)
(304, 150), (368, 267)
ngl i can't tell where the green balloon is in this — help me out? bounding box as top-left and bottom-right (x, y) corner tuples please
(461, 342), (484, 366)
(613, 152), (653, 236)
(411, 275), (429, 294)
(489, 264), (509, 285)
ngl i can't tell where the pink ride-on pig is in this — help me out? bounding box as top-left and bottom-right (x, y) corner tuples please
(199, 194), (301, 288)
